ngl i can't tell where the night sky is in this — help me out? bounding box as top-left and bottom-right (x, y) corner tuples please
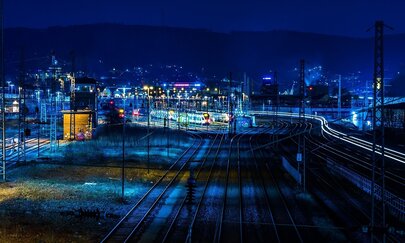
(5, 0), (405, 36)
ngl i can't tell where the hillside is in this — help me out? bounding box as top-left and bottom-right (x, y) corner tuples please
(5, 24), (405, 82)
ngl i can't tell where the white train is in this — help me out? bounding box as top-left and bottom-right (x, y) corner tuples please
(151, 110), (213, 126)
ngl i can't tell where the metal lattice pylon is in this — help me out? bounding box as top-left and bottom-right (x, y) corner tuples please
(297, 59), (306, 191)
(48, 53), (58, 152)
(40, 102), (47, 136)
(298, 59), (306, 122)
(17, 91), (26, 163)
(69, 52), (76, 140)
(49, 96), (57, 152)
(370, 20), (388, 240)
(272, 71), (280, 147)
(17, 49), (26, 163)
(70, 74), (76, 140)
(228, 72), (232, 135)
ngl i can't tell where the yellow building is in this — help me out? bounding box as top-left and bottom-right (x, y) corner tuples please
(62, 110), (95, 140)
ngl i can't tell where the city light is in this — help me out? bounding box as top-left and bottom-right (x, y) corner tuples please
(2, 4), (404, 243)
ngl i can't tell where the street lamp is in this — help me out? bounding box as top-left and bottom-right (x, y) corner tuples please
(143, 86), (153, 174)
(177, 93), (181, 129)
(166, 89), (170, 157)
(121, 96), (126, 201)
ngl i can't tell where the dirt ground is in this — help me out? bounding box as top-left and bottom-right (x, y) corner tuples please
(0, 126), (194, 242)
(0, 164), (166, 243)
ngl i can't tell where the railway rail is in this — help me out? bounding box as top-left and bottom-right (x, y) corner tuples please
(101, 133), (203, 243)
(249, 128), (303, 243)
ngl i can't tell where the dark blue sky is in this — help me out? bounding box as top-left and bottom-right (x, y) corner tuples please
(5, 0), (405, 36)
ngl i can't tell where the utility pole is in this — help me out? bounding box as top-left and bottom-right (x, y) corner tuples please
(297, 59), (306, 191)
(166, 90), (170, 158)
(228, 72), (232, 136)
(147, 88), (150, 174)
(70, 51), (76, 140)
(370, 20), (391, 242)
(37, 106), (40, 158)
(242, 72), (246, 113)
(363, 80), (370, 131)
(121, 98), (126, 201)
(17, 49), (26, 164)
(238, 83), (242, 113)
(206, 96), (209, 132)
(338, 75), (342, 119)
(273, 71), (280, 148)
(246, 76), (252, 111)
(49, 54), (57, 152)
(298, 60), (305, 122)
(0, 0), (5, 181)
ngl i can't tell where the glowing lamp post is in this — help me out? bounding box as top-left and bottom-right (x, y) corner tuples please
(143, 86), (153, 173)
(166, 89), (170, 157)
(121, 97), (126, 201)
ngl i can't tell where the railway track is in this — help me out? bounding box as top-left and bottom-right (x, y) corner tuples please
(254, 111), (405, 164)
(101, 133), (203, 243)
(215, 130), (252, 243)
(263, 121), (359, 240)
(306, 122), (404, 188)
(280, 120), (403, 242)
(4, 138), (51, 169)
(1, 137), (46, 154)
(303, 124), (404, 242)
(252, 126), (304, 242)
(159, 133), (226, 242)
(97, 117), (403, 242)
(243, 127), (279, 242)
(184, 132), (231, 242)
(216, 124), (292, 242)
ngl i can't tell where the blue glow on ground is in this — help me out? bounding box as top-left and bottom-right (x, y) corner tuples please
(138, 173), (187, 242)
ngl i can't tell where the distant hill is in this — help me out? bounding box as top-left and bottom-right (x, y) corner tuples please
(4, 24), (405, 84)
